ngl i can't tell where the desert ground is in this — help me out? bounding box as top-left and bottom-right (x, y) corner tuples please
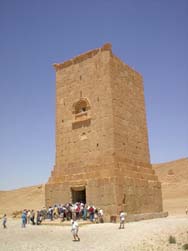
(0, 157), (188, 250)
(0, 215), (188, 251)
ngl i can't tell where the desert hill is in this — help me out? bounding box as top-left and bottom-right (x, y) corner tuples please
(153, 157), (188, 214)
(0, 158), (188, 216)
(0, 185), (45, 216)
(153, 157), (188, 184)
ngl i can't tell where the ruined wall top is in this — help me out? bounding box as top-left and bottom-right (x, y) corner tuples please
(53, 43), (112, 71)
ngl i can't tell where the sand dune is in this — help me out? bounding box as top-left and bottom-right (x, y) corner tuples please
(0, 158), (188, 216)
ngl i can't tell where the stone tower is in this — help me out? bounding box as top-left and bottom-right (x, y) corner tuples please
(45, 43), (163, 217)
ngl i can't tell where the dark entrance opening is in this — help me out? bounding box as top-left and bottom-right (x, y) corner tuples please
(71, 186), (86, 204)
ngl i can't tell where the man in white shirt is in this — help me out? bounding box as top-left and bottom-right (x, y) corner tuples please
(71, 219), (80, 241)
(119, 211), (127, 229)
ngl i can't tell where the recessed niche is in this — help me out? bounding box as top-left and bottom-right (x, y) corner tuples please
(72, 97), (91, 128)
(80, 132), (87, 140)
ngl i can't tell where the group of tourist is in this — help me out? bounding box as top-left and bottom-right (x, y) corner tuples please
(43, 202), (104, 223)
(20, 209), (43, 227)
(2, 202), (104, 228)
(2, 204), (129, 241)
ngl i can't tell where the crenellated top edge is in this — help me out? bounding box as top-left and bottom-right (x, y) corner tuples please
(53, 43), (112, 71)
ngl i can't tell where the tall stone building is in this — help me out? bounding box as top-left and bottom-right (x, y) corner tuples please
(45, 43), (163, 217)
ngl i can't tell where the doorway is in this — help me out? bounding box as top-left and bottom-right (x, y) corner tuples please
(71, 186), (86, 204)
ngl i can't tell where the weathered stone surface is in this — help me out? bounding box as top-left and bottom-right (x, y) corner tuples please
(45, 43), (163, 217)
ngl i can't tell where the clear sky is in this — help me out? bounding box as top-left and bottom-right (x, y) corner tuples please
(0, 0), (187, 190)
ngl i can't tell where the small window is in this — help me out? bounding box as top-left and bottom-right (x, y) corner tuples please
(75, 99), (88, 114)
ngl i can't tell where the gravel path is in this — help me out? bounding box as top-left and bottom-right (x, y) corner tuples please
(1, 215), (188, 251)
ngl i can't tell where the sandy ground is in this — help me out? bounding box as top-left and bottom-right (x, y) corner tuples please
(1, 215), (188, 251)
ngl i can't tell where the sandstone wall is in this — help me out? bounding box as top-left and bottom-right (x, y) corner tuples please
(108, 54), (162, 213)
(110, 54), (150, 163)
(49, 44), (115, 183)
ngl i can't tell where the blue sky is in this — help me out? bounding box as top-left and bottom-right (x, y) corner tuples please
(0, 0), (187, 190)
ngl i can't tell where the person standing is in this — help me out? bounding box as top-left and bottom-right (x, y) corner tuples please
(2, 214), (7, 229)
(71, 219), (80, 241)
(21, 210), (27, 228)
(98, 208), (104, 223)
(88, 206), (94, 222)
(82, 205), (87, 221)
(27, 210), (31, 224)
(36, 211), (42, 225)
(30, 210), (35, 225)
(119, 211), (127, 229)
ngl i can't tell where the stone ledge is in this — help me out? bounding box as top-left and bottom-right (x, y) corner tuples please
(53, 43), (112, 71)
(72, 116), (91, 124)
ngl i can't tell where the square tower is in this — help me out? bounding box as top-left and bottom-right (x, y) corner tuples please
(45, 44), (163, 216)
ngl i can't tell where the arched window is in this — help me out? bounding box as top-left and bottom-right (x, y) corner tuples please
(75, 99), (88, 114)
(73, 98), (90, 114)
(72, 98), (91, 125)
